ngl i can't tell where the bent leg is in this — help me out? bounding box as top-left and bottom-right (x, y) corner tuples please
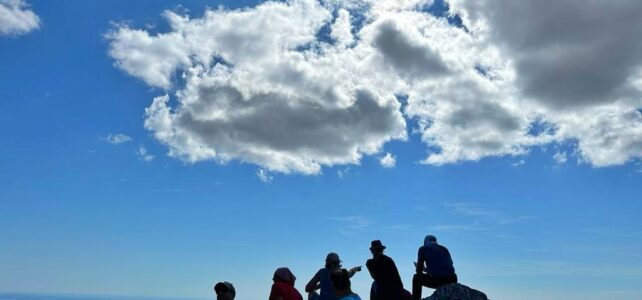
(412, 273), (431, 300)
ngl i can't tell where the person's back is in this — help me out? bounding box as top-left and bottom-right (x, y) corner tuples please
(366, 254), (403, 291)
(413, 235), (458, 300)
(271, 281), (303, 300)
(418, 243), (455, 277)
(271, 267), (303, 300)
(317, 267), (334, 300)
(366, 240), (404, 300)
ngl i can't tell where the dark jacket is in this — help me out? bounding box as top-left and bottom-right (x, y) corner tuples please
(366, 254), (403, 300)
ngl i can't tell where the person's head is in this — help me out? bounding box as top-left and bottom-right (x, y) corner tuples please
(424, 235), (438, 246)
(273, 267), (296, 286)
(214, 281), (235, 300)
(325, 252), (342, 269)
(330, 268), (351, 294)
(369, 240), (386, 257)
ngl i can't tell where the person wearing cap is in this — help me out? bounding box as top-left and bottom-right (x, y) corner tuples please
(330, 268), (361, 300)
(214, 281), (236, 300)
(366, 240), (404, 300)
(412, 235), (458, 300)
(270, 267), (303, 300)
(305, 252), (362, 300)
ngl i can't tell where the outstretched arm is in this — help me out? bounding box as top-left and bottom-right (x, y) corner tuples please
(348, 266), (362, 277)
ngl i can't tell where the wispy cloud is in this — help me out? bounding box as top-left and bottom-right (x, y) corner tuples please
(257, 169), (273, 183)
(103, 133), (132, 145)
(553, 151), (568, 164)
(446, 202), (497, 217)
(137, 146), (154, 162)
(337, 167), (351, 178)
(330, 215), (371, 232)
(511, 159), (525, 167)
(444, 202), (535, 226)
(429, 224), (489, 233)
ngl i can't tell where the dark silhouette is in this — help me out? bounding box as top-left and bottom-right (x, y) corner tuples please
(305, 252), (362, 300)
(412, 235), (458, 300)
(330, 268), (362, 300)
(214, 281), (235, 300)
(270, 267), (303, 300)
(365, 240), (406, 300)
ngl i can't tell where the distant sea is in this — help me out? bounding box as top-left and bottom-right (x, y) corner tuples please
(0, 294), (207, 300)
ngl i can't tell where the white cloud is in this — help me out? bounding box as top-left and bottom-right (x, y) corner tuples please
(511, 160), (525, 167)
(379, 152), (396, 168)
(0, 0), (40, 36)
(256, 169), (273, 183)
(330, 9), (354, 47)
(108, 0), (642, 174)
(137, 146), (155, 162)
(104, 133), (132, 145)
(553, 151), (567, 164)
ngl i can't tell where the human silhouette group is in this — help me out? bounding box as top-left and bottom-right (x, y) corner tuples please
(214, 235), (467, 300)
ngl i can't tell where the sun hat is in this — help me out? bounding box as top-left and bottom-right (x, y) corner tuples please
(369, 240), (386, 250)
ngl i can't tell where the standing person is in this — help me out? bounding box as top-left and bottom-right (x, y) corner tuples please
(214, 281), (236, 300)
(412, 235), (458, 300)
(330, 269), (362, 300)
(366, 240), (404, 300)
(270, 267), (303, 300)
(305, 252), (362, 300)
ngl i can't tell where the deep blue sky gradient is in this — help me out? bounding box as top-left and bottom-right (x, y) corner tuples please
(1, 1), (641, 299)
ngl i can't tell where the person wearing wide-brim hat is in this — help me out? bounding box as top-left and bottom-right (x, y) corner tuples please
(366, 240), (405, 300)
(305, 252), (362, 300)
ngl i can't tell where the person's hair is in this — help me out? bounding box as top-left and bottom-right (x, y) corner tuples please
(330, 269), (351, 291)
(325, 260), (340, 269)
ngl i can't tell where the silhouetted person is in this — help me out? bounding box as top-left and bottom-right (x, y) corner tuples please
(271, 267), (303, 300)
(306, 252), (362, 300)
(214, 281), (235, 300)
(366, 240), (404, 300)
(412, 235), (458, 300)
(330, 268), (362, 300)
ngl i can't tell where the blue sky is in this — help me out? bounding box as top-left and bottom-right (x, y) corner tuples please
(1, 0), (642, 299)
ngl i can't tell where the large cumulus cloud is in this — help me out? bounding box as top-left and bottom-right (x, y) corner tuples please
(108, 0), (642, 173)
(0, 0), (39, 36)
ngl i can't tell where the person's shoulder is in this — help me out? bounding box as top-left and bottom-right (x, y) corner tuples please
(437, 244), (450, 252)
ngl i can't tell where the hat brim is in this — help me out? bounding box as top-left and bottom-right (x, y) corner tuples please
(370, 246), (386, 250)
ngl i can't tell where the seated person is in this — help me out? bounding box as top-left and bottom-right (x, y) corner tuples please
(412, 235), (458, 300)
